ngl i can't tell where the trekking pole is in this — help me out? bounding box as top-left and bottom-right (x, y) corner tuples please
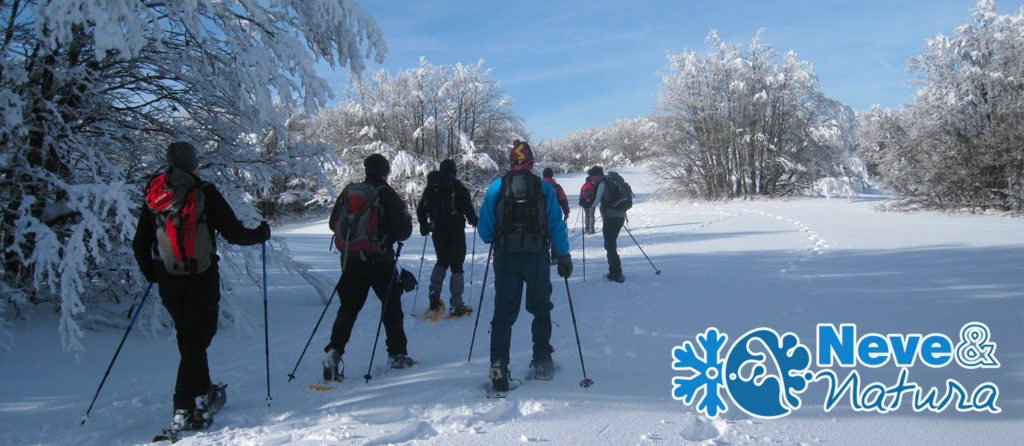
(467, 224), (478, 310)
(581, 224), (586, 282)
(81, 283), (154, 425)
(364, 241), (404, 383)
(262, 243), (272, 406)
(466, 244), (494, 364)
(287, 238), (350, 382)
(623, 224), (661, 275)
(563, 277), (594, 388)
(410, 235), (428, 317)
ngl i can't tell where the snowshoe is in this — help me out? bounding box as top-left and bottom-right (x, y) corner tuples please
(445, 304), (473, 319)
(606, 273), (625, 283)
(388, 354), (415, 370)
(423, 296), (445, 321)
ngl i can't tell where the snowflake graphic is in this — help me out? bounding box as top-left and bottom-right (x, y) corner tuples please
(671, 327), (728, 417)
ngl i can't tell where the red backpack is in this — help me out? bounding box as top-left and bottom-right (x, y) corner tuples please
(580, 181), (596, 207)
(331, 183), (387, 256)
(145, 169), (214, 275)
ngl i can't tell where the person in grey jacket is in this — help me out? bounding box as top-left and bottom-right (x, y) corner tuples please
(590, 166), (626, 283)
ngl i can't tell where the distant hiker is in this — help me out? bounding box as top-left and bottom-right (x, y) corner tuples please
(592, 168), (633, 283)
(322, 154), (414, 381)
(580, 167), (600, 235)
(132, 141), (270, 433)
(416, 159), (479, 318)
(478, 140), (572, 391)
(542, 166), (570, 263)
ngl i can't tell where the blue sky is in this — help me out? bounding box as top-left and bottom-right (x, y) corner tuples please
(317, 0), (1024, 142)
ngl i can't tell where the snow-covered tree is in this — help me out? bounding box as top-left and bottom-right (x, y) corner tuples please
(0, 0), (385, 351)
(654, 31), (859, 199)
(314, 58), (521, 202)
(858, 0), (1024, 211)
(540, 117), (661, 172)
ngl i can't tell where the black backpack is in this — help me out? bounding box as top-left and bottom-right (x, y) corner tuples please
(602, 171), (634, 211)
(145, 168), (214, 275)
(424, 171), (459, 228)
(496, 171), (547, 252)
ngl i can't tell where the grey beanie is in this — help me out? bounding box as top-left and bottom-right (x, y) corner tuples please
(167, 141), (199, 171)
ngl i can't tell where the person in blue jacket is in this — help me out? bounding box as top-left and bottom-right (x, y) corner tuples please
(477, 140), (573, 391)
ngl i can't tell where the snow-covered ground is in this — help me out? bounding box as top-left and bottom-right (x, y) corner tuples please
(2, 168), (1023, 445)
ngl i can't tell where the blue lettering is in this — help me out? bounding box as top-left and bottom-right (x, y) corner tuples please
(815, 370), (861, 411)
(858, 334), (888, 367)
(817, 324), (855, 367)
(972, 383), (1001, 414)
(920, 335), (953, 367)
(888, 334), (921, 367)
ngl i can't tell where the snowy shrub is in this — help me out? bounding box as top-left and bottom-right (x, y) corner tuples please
(858, 1), (1024, 212)
(539, 117), (661, 172)
(0, 0), (385, 350)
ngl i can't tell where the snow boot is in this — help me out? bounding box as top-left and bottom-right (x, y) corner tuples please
(428, 293), (443, 312)
(530, 357), (555, 381)
(606, 273), (625, 283)
(489, 361), (510, 392)
(195, 383), (227, 422)
(388, 354), (415, 369)
(170, 408), (207, 432)
(323, 348), (344, 381)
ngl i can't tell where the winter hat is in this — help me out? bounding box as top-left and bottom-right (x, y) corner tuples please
(542, 167), (554, 178)
(509, 140), (535, 166)
(587, 165), (604, 177)
(440, 159), (457, 176)
(364, 153), (391, 178)
(166, 141), (199, 171)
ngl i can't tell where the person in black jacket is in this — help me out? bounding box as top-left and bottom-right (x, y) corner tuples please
(323, 154), (415, 379)
(416, 159), (479, 317)
(132, 141), (270, 432)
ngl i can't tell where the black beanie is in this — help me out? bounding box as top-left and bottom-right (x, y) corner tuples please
(167, 141), (199, 171)
(440, 159), (457, 176)
(587, 165), (604, 177)
(364, 154), (390, 178)
(543, 167), (554, 178)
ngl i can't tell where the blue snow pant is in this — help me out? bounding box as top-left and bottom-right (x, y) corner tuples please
(489, 249), (554, 367)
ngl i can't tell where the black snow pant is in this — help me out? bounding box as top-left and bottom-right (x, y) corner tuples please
(490, 250), (554, 367)
(603, 216), (625, 277)
(158, 265), (220, 411)
(326, 258), (408, 358)
(428, 228), (467, 307)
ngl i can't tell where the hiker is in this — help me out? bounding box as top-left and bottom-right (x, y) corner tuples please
(542, 166), (570, 263)
(580, 167), (600, 235)
(416, 159), (479, 318)
(132, 141), (270, 432)
(592, 167), (631, 283)
(478, 140), (572, 391)
(322, 154), (414, 381)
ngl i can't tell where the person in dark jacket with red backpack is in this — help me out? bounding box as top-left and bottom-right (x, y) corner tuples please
(132, 141), (270, 433)
(542, 167), (570, 263)
(580, 168), (600, 235)
(322, 154), (414, 382)
(416, 159), (478, 318)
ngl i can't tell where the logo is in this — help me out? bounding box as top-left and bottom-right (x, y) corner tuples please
(671, 322), (999, 418)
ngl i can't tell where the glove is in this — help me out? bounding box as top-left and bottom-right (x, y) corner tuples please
(556, 255), (573, 278)
(257, 220), (271, 241)
(420, 225), (430, 236)
(468, 216), (478, 227)
(142, 269), (158, 284)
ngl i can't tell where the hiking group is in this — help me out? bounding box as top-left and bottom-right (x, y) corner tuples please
(129, 138), (634, 436)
